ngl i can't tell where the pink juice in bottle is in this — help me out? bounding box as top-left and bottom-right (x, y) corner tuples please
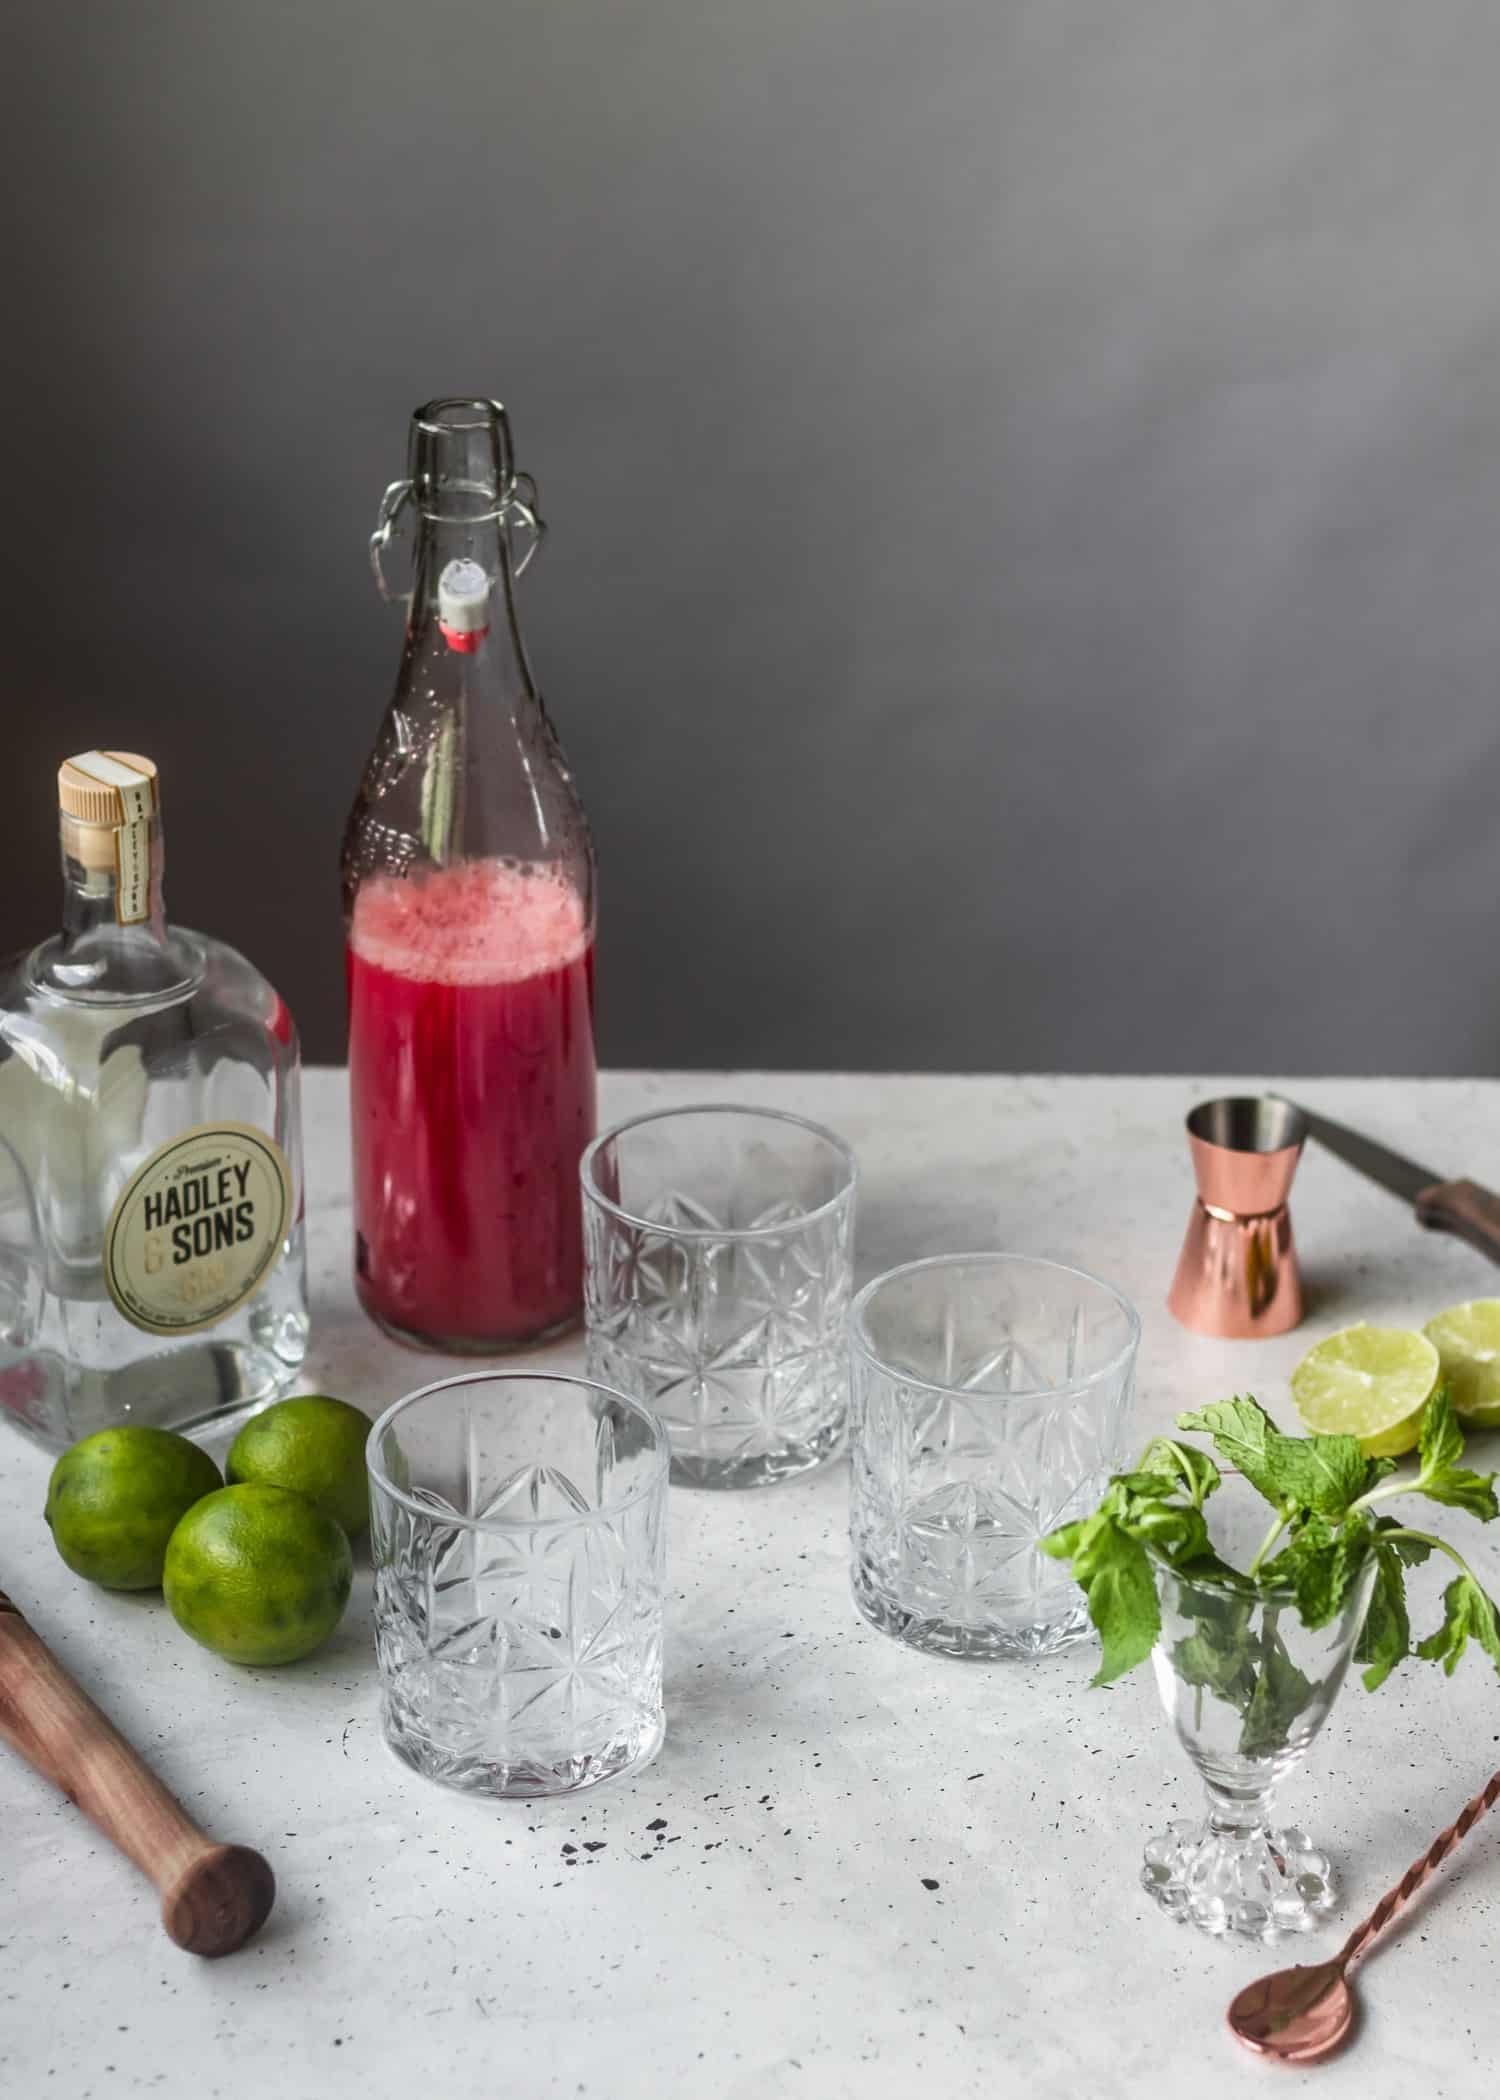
(347, 859), (596, 1348)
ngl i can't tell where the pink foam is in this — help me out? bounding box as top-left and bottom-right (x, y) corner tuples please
(350, 861), (590, 986)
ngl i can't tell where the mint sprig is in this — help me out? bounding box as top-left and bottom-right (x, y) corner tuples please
(1043, 1388), (1500, 1751)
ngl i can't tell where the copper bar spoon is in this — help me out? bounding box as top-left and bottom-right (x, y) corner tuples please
(1228, 1769), (1500, 2062)
(0, 1587), (275, 1954)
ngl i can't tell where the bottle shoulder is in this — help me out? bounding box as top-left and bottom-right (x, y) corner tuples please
(343, 629), (594, 902)
(0, 924), (298, 1061)
(19, 925), (202, 1007)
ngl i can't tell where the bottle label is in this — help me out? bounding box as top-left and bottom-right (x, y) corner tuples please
(104, 1122), (295, 1336)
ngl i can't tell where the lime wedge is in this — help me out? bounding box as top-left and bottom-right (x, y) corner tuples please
(1423, 1300), (1500, 1426)
(1290, 1324), (1439, 1457)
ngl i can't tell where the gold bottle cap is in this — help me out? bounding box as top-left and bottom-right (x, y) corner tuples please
(58, 750), (158, 828)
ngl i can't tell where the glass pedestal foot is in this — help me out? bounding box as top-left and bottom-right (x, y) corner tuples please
(1142, 1817), (1337, 1942)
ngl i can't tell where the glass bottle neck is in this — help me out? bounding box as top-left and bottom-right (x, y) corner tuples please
(407, 514), (538, 706)
(33, 830), (192, 1004)
(61, 848), (169, 945)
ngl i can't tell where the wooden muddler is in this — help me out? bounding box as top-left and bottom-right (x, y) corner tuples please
(0, 1588), (274, 1955)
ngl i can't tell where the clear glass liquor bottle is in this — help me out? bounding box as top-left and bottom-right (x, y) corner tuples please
(343, 398), (596, 1351)
(0, 752), (308, 1449)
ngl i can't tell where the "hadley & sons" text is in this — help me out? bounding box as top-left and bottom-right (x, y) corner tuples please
(144, 1160), (258, 1265)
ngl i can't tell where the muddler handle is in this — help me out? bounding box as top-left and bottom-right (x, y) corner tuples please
(1415, 1179), (1500, 1267)
(0, 1588), (274, 1955)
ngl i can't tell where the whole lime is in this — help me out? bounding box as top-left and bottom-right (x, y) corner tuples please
(45, 1426), (221, 1590)
(163, 1484), (353, 1666)
(226, 1395), (372, 1536)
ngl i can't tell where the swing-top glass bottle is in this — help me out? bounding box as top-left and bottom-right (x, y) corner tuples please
(343, 399), (597, 1351)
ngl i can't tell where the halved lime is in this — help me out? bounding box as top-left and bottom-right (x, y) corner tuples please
(1290, 1324), (1439, 1457)
(1423, 1300), (1500, 1427)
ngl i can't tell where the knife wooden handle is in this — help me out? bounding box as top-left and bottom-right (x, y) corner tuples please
(1415, 1179), (1500, 1267)
(0, 1589), (274, 1955)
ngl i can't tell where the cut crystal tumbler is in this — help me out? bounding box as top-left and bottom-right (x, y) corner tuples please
(582, 1107), (856, 1489)
(367, 1372), (668, 1797)
(848, 1253), (1138, 1658)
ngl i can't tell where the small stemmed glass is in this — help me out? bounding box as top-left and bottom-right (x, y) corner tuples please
(1141, 1504), (1376, 1941)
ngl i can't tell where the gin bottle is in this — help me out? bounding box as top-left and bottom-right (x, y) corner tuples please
(0, 751), (308, 1449)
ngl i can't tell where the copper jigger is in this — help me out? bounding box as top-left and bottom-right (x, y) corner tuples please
(1167, 1096), (1308, 1339)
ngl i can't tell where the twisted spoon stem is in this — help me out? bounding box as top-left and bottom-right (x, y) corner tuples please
(1337, 1767), (1500, 1973)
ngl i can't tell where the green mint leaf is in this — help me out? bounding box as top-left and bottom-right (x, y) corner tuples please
(1412, 1471), (1499, 1520)
(1038, 1519), (1088, 1563)
(1176, 1398), (1369, 1517)
(1176, 1398), (1286, 1507)
(1376, 1522), (1433, 1568)
(1256, 1433), (1371, 1518)
(1355, 1541), (1411, 1690)
(1419, 1387), (1465, 1477)
(1180, 1576), (1260, 1628)
(1116, 1496), (1212, 1566)
(1106, 1472), (1186, 1506)
(1049, 1467), (1213, 1570)
(1238, 1617), (1317, 1760)
(1100, 1469), (1218, 1570)
(1048, 1512), (1160, 1686)
(1406, 1392), (1500, 1522)
(1171, 1583), (1258, 1715)
(1415, 1573), (1500, 1679)
(1173, 1630), (1258, 1711)
(1172, 1548), (1255, 1592)
(1136, 1438), (1221, 1506)
(1262, 1515), (1373, 1631)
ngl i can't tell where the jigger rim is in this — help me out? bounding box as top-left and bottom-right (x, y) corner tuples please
(1185, 1095), (1308, 1156)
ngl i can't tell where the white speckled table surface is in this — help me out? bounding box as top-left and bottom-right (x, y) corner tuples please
(4, 1071), (1499, 2098)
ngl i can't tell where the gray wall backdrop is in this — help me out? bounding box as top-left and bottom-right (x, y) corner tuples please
(6, 4), (1499, 1072)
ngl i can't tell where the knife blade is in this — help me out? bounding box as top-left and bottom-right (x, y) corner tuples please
(1285, 1104), (1443, 1208)
(1274, 1096), (1500, 1269)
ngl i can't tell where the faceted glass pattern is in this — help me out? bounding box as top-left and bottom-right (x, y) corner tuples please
(582, 1107), (857, 1489)
(367, 1373), (668, 1797)
(848, 1254), (1139, 1659)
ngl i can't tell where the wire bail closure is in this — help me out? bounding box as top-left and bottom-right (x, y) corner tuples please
(369, 398), (548, 602)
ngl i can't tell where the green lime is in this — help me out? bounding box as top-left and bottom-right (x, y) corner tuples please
(163, 1485), (353, 1666)
(45, 1426), (221, 1590)
(1423, 1300), (1500, 1426)
(226, 1395), (372, 1536)
(1290, 1323), (1439, 1457)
